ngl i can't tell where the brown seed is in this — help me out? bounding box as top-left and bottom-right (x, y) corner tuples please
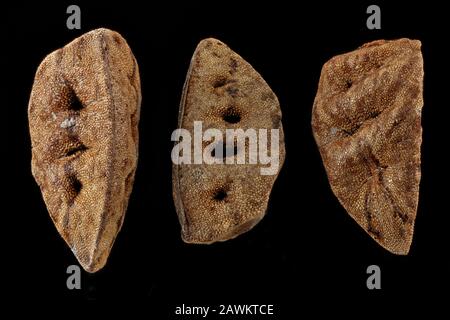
(172, 38), (285, 244)
(28, 28), (141, 272)
(312, 39), (423, 255)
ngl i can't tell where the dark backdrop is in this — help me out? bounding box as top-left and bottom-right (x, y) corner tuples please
(5, 1), (448, 315)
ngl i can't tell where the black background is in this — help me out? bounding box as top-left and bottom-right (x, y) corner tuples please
(5, 0), (449, 315)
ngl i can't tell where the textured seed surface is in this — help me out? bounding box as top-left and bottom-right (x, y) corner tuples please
(28, 28), (141, 272)
(173, 38), (285, 244)
(312, 39), (423, 255)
